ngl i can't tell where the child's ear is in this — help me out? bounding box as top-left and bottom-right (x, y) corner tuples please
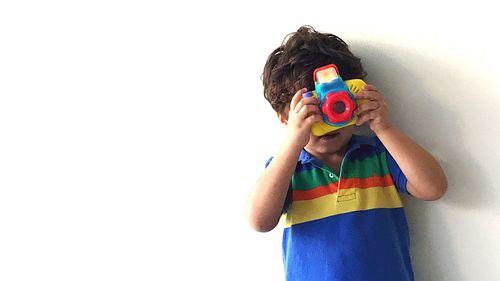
(277, 111), (288, 125)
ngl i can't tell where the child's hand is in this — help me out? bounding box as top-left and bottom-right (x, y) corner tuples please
(284, 88), (323, 149)
(354, 84), (393, 135)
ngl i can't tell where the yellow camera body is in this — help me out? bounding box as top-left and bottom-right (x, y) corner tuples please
(307, 64), (367, 136)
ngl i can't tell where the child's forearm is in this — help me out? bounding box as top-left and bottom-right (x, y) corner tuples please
(376, 126), (448, 200)
(246, 141), (302, 232)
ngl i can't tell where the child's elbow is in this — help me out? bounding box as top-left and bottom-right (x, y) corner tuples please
(246, 209), (279, 232)
(248, 218), (276, 233)
(424, 182), (447, 201)
(408, 178), (448, 201)
(430, 176), (448, 200)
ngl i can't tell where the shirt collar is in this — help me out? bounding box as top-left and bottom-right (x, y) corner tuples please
(298, 134), (378, 164)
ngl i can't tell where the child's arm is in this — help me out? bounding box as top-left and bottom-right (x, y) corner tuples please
(246, 88), (322, 232)
(355, 85), (448, 200)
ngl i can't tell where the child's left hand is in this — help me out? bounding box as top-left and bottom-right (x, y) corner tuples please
(354, 84), (393, 135)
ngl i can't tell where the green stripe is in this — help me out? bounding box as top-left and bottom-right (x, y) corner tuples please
(342, 151), (390, 179)
(291, 151), (391, 191)
(291, 166), (338, 191)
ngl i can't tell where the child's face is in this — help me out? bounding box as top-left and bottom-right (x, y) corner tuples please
(278, 103), (355, 157)
(305, 125), (354, 156)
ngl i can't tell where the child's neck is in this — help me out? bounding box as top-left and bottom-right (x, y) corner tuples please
(308, 145), (349, 175)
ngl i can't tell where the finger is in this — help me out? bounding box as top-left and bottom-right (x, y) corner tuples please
(356, 90), (383, 101)
(290, 88), (308, 111)
(294, 97), (319, 113)
(305, 113), (323, 125)
(300, 96), (320, 105)
(362, 84), (378, 91)
(297, 104), (321, 118)
(354, 101), (379, 115)
(356, 110), (378, 126)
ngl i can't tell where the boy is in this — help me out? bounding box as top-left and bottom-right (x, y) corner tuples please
(246, 26), (447, 281)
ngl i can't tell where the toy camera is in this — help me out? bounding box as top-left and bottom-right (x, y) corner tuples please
(303, 64), (367, 136)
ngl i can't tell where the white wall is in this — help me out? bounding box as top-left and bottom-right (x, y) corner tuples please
(1, 0), (499, 280)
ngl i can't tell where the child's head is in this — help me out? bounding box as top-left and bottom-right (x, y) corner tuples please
(262, 26), (366, 115)
(262, 26), (367, 156)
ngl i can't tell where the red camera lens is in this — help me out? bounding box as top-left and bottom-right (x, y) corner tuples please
(322, 91), (355, 124)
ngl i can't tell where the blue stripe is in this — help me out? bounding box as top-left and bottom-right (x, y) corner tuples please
(283, 208), (414, 281)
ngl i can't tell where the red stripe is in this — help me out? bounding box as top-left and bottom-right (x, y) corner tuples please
(293, 182), (339, 201)
(292, 174), (394, 201)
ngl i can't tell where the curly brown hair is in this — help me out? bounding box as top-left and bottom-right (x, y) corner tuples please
(262, 26), (366, 113)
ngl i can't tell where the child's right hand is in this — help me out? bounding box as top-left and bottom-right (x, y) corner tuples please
(284, 88), (323, 149)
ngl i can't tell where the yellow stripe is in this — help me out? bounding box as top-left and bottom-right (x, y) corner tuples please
(283, 185), (403, 227)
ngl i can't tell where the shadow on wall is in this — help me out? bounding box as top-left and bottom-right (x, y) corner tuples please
(353, 42), (495, 208)
(352, 42), (496, 281)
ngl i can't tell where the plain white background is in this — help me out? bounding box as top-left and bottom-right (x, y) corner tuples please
(1, 0), (499, 280)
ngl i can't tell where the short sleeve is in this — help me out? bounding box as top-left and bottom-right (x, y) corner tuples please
(265, 157), (273, 168)
(370, 136), (410, 195)
(265, 156), (292, 213)
(386, 150), (410, 195)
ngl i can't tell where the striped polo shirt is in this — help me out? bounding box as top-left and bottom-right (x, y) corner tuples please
(267, 135), (414, 281)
